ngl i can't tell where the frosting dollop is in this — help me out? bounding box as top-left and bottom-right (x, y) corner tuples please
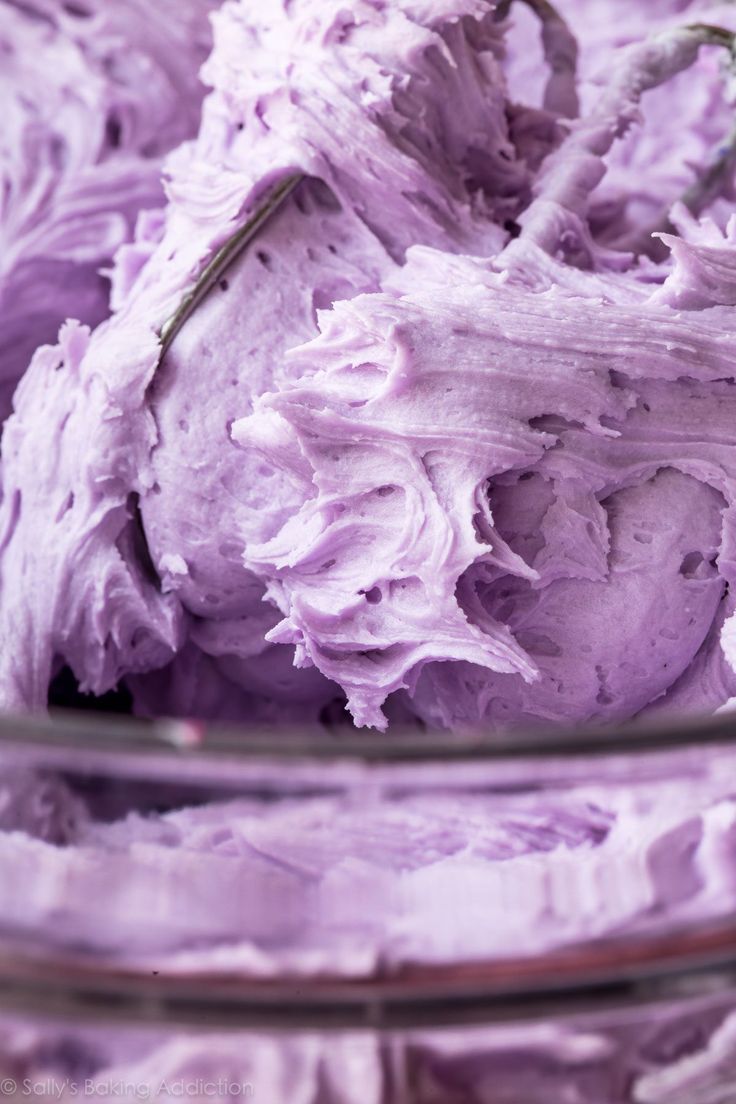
(1, 0), (736, 733)
(0, 0), (216, 416)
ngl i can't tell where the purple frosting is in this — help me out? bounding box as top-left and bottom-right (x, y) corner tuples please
(2, 0), (736, 732)
(2, 748), (736, 971)
(5, 11), (736, 1103)
(2, 750), (736, 1100)
(0, 0), (216, 417)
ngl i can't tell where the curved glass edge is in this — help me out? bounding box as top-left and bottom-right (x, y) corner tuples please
(0, 705), (732, 764)
(1, 919), (736, 1032)
(1, 709), (736, 1028)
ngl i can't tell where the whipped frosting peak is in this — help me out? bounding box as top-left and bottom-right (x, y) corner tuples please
(2, 0), (736, 733)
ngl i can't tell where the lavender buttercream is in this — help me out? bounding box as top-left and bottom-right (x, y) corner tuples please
(0, 0), (215, 416)
(1, 1), (736, 732)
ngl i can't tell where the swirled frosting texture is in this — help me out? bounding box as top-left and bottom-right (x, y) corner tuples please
(0, 0), (215, 416)
(2, 0), (736, 732)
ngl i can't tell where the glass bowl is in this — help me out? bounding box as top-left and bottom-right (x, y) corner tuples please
(1, 709), (736, 1102)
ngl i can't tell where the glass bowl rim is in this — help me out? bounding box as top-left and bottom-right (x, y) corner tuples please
(3, 708), (736, 1030)
(0, 705), (733, 763)
(2, 922), (736, 1033)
